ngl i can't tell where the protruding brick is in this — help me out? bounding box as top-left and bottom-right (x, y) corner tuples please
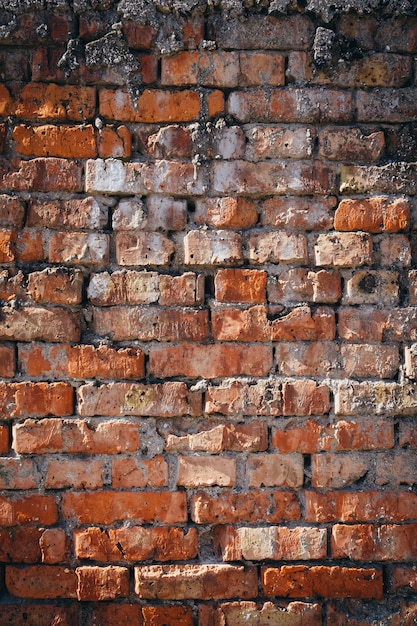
(15, 83), (96, 121)
(205, 378), (282, 416)
(13, 124), (96, 158)
(248, 231), (308, 265)
(99, 88), (200, 122)
(342, 270), (399, 305)
(335, 197), (410, 232)
(135, 564), (257, 600)
(165, 422), (267, 453)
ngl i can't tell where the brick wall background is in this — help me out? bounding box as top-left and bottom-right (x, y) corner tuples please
(0, 0), (417, 624)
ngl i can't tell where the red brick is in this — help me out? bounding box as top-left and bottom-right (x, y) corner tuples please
(375, 17), (417, 52)
(0, 344), (14, 377)
(261, 196), (335, 230)
(389, 566), (417, 593)
(13, 124), (96, 158)
(122, 21), (157, 48)
(159, 272), (204, 306)
(15, 83), (95, 121)
(135, 564), (257, 600)
(45, 459), (103, 490)
(312, 452), (369, 489)
(0, 604), (78, 624)
(0, 424), (9, 452)
(26, 268), (83, 305)
(283, 380), (331, 416)
(112, 456), (168, 488)
(1, 157), (82, 192)
(247, 453), (304, 488)
(148, 125), (193, 159)
(399, 420), (417, 447)
(327, 600), (417, 626)
(0, 528), (43, 563)
(213, 160), (335, 195)
(274, 306), (335, 341)
(262, 565), (383, 599)
(228, 89), (352, 123)
(15, 229), (44, 262)
(0, 382), (73, 419)
(207, 90), (225, 117)
(62, 491), (187, 525)
(195, 197), (258, 229)
(93, 306), (208, 342)
(314, 233), (373, 267)
(39, 528), (68, 565)
(215, 526), (326, 561)
(98, 124), (131, 158)
(190, 490), (300, 524)
(184, 230), (243, 266)
(335, 197), (410, 233)
(306, 490), (417, 523)
(246, 126), (314, 161)
(273, 417), (394, 454)
(28, 197), (107, 230)
(77, 381), (200, 418)
(6, 565), (77, 599)
(76, 566), (129, 601)
(99, 88), (200, 122)
(338, 306), (388, 342)
(0, 229), (15, 262)
(211, 306), (270, 342)
(178, 456), (236, 487)
(269, 268), (341, 304)
(19, 343), (144, 380)
(75, 526), (197, 562)
(215, 269), (266, 303)
(332, 523), (417, 561)
(0, 195), (25, 227)
(14, 418), (139, 455)
(149, 344), (272, 379)
(240, 52), (285, 86)
(162, 51), (238, 87)
(319, 128), (385, 162)
(165, 422), (267, 453)
(375, 451), (417, 487)
(0, 494), (57, 527)
(88, 603), (193, 626)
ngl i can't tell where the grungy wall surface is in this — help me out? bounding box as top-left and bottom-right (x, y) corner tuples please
(0, 0), (417, 624)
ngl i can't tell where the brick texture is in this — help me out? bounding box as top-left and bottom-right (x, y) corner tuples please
(0, 1), (416, 622)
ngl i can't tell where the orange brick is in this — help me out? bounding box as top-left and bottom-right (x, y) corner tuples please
(99, 88), (200, 122)
(76, 566), (129, 601)
(98, 124), (131, 158)
(112, 456), (168, 488)
(332, 523), (417, 561)
(13, 124), (97, 158)
(262, 565), (383, 599)
(0, 382), (73, 419)
(0, 195), (25, 227)
(15, 229), (44, 262)
(0, 494), (57, 526)
(247, 453), (304, 488)
(335, 196), (410, 233)
(195, 197), (258, 229)
(0, 425), (8, 453)
(6, 565), (77, 599)
(15, 83), (96, 121)
(27, 268), (83, 305)
(215, 269), (267, 303)
(45, 459), (103, 490)
(27, 197), (107, 230)
(0, 229), (16, 262)
(177, 456), (236, 487)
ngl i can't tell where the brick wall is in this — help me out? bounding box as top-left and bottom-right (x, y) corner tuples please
(0, 1), (417, 624)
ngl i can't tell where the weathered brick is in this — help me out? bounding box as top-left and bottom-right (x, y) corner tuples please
(194, 197), (258, 229)
(184, 230), (243, 265)
(248, 231), (308, 265)
(135, 564), (257, 600)
(76, 566), (129, 601)
(272, 306), (336, 341)
(165, 422), (267, 453)
(340, 163), (417, 195)
(75, 526), (197, 562)
(1, 157), (82, 192)
(49, 232), (109, 265)
(6, 565), (77, 599)
(283, 380), (331, 416)
(399, 419), (417, 446)
(215, 269), (267, 303)
(273, 417), (394, 454)
(319, 128), (385, 162)
(15, 83), (96, 121)
(375, 451), (417, 487)
(380, 234), (411, 267)
(88, 603), (193, 626)
(247, 453), (304, 488)
(112, 456), (168, 488)
(332, 523), (417, 561)
(389, 567), (417, 594)
(26, 268), (83, 305)
(116, 231), (175, 266)
(312, 452), (369, 489)
(211, 306), (270, 342)
(85, 158), (205, 195)
(0, 424), (9, 452)
(77, 382), (201, 417)
(88, 269), (159, 305)
(314, 233), (373, 267)
(213, 160), (335, 195)
(215, 526), (326, 561)
(342, 270), (399, 305)
(0, 604), (78, 625)
(306, 490), (417, 523)
(0, 228), (15, 262)
(28, 197), (108, 230)
(335, 381), (417, 416)
(201, 601), (322, 626)
(14, 418), (139, 455)
(356, 88), (417, 122)
(262, 566), (383, 599)
(205, 378), (282, 416)
(149, 344), (273, 379)
(0, 458), (39, 489)
(261, 196), (335, 231)
(177, 456), (236, 487)
(335, 197), (410, 232)
(45, 459), (103, 490)
(0, 195), (25, 228)
(246, 126), (315, 161)
(269, 268), (341, 304)
(19, 343), (144, 380)
(0, 382), (73, 419)
(93, 306), (208, 342)
(148, 125), (193, 159)
(99, 88), (200, 122)
(159, 272), (204, 305)
(13, 124), (97, 158)
(190, 490), (300, 524)
(62, 491), (187, 525)
(98, 124), (131, 158)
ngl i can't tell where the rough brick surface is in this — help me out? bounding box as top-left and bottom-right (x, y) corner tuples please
(0, 2), (416, 622)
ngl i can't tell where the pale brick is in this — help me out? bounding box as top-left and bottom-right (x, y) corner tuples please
(314, 233), (373, 267)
